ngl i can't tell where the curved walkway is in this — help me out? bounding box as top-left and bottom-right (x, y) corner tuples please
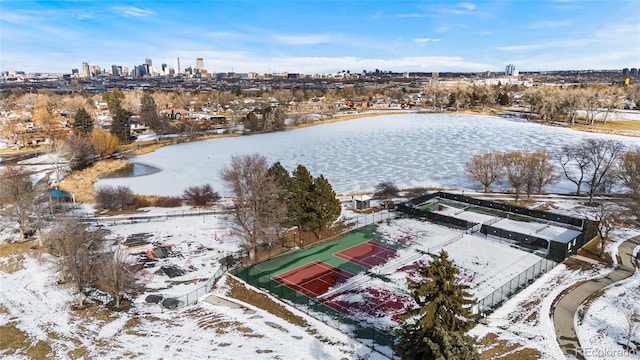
(553, 235), (640, 359)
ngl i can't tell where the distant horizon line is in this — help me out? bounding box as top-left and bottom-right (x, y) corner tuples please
(1, 68), (634, 76)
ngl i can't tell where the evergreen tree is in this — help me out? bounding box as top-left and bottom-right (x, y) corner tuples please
(140, 92), (163, 134)
(72, 107), (93, 134)
(290, 164), (315, 230)
(398, 325), (481, 360)
(102, 89), (124, 114)
(110, 107), (131, 144)
(397, 250), (479, 360)
(307, 174), (341, 239)
(278, 164), (341, 239)
(268, 162), (295, 224)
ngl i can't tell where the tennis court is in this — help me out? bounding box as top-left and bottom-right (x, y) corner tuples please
(334, 241), (398, 268)
(272, 260), (354, 298)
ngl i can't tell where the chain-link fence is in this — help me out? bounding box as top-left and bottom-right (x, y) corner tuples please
(163, 249), (245, 309)
(477, 257), (556, 314)
(345, 210), (396, 232)
(233, 266), (398, 358)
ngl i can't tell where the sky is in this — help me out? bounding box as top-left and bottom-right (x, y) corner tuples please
(0, 0), (639, 74)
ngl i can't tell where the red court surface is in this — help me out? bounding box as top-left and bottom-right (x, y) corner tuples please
(273, 260), (354, 298)
(334, 241), (398, 268)
(323, 287), (416, 332)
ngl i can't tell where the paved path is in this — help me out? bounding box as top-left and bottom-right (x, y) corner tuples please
(553, 235), (640, 359)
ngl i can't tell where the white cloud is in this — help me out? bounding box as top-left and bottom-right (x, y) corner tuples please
(413, 38), (441, 43)
(528, 20), (573, 29)
(0, 11), (31, 23)
(397, 13), (427, 18)
(458, 2), (476, 11)
(498, 38), (593, 52)
(438, 2), (477, 14)
(112, 6), (155, 17)
(204, 31), (251, 40)
(272, 34), (332, 45)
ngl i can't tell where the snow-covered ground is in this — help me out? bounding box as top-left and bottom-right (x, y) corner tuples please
(0, 254), (384, 359)
(577, 271), (640, 360)
(94, 113), (640, 197)
(469, 262), (611, 360)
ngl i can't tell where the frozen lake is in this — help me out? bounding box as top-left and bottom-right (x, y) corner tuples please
(95, 113), (640, 197)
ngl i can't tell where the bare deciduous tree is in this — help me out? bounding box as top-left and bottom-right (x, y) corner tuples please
(623, 310), (640, 349)
(96, 185), (134, 211)
(0, 166), (43, 242)
(464, 152), (503, 193)
(527, 149), (559, 195)
(97, 250), (136, 309)
(182, 184), (219, 206)
(615, 149), (640, 197)
(558, 144), (592, 196)
(374, 181), (400, 209)
(47, 219), (99, 305)
(582, 139), (626, 203)
(220, 153), (287, 261)
(583, 202), (619, 258)
(502, 151), (529, 203)
(562, 89), (583, 125)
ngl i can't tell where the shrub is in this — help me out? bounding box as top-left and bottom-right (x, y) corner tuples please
(96, 185), (134, 211)
(153, 196), (183, 207)
(132, 196), (152, 209)
(182, 184), (220, 206)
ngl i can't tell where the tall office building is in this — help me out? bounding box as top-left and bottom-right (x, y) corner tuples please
(145, 58), (153, 75)
(82, 62), (90, 78)
(196, 58), (204, 69)
(111, 65), (119, 77)
(505, 64), (518, 76)
(176, 57), (181, 74)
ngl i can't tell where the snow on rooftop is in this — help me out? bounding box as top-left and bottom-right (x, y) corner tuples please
(492, 218), (581, 243)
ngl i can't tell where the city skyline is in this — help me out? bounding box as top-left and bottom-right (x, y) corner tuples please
(0, 0), (639, 74)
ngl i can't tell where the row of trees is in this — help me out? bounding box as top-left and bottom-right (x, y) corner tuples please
(95, 184), (219, 211)
(465, 139), (639, 205)
(465, 149), (557, 201)
(523, 84), (640, 125)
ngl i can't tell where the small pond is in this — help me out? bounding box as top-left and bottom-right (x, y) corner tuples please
(99, 163), (161, 178)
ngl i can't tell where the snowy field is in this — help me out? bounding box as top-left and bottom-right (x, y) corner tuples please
(440, 235), (543, 300)
(0, 255), (384, 360)
(94, 113), (640, 197)
(577, 264), (640, 359)
(86, 205), (243, 304)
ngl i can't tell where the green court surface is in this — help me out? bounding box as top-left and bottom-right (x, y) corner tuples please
(241, 227), (374, 279)
(232, 224), (406, 289)
(230, 223), (404, 344)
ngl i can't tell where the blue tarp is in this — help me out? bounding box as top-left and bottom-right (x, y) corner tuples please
(50, 189), (72, 198)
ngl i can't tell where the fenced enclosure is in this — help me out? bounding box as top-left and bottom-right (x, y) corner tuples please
(233, 266), (398, 358)
(345, 210), (396, 232)
(163, 209), (398, 310)
(477, 257), (557, 313)
(163, 248), (245, 309)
